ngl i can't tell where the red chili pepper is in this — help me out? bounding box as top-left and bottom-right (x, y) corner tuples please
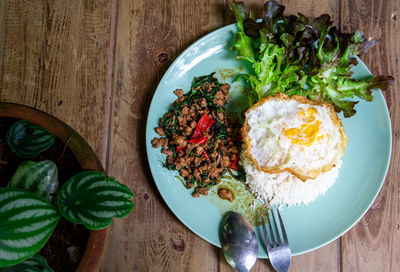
(192, 114), (215, 138)
(229, 153), (240, 171)
(188, 135), (208, 144)
(188, 114), (215, 145)
(202, 151), (210, 161)
(176, 146), (185, 152)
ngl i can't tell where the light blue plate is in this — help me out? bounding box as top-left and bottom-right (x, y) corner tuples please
(145, 24), (392, 257)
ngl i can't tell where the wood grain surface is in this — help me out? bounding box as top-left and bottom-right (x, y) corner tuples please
(340, 0), (400, 271)
(0, 0), (112, 159)
(0, 0), (399, 271)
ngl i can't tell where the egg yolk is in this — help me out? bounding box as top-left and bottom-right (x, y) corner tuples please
(284, 108), (324, 146)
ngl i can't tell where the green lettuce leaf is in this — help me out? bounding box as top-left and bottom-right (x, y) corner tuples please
(230, 1), (394, 117)
(230, 2), (255, 63)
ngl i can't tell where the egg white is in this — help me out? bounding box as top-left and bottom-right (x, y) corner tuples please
(242, 93), (347, 181)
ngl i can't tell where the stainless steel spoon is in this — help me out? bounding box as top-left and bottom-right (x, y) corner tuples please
(220, 212), (258, 272)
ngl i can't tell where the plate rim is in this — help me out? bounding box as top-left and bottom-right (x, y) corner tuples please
(145, 23), (393, 257)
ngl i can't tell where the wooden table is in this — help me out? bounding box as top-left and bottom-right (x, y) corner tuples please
(1, 0), (399, 271)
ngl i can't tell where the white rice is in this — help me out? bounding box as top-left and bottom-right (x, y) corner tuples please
(241, 148), (342, 207)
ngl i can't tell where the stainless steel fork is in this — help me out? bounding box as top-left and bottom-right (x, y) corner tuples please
(261, 208), (291, 272)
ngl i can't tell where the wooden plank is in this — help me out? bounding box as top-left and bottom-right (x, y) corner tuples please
(103, 0), (343, 270)
(281, 0), (341, 270)
(221, 0), (339, 269)
(0, 0), (112, 157)
(102, 0), (224, 271)
(278, 2), (341, 271)
(220, 0), (340, 271)
(0, 0), (46, 106)
(340, 0), (400, 271)
(219, 1), (341, 271)
(253, 1), (340, 271)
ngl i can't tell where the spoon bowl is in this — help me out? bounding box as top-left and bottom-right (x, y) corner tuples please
(220, 212), (258, 272)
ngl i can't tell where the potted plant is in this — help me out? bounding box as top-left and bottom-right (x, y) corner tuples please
(0, 102), (134, 271)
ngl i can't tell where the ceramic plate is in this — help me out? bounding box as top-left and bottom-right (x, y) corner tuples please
(145, 24), (392, 257)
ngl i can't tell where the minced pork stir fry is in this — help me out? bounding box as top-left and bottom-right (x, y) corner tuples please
(151, 73), (242, 197)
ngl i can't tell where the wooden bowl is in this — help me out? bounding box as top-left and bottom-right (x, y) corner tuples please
(0, 102), (111, 272)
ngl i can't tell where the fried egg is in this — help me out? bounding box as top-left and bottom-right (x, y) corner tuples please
(242, 93), (347, 181)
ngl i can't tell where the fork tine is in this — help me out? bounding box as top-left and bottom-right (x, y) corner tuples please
(267, 210), (276, 247)
(262, 208), (291, 272)
(276, 209), (288, 245)
(270, 208), (282, 246)
(261, 212), (271, 250)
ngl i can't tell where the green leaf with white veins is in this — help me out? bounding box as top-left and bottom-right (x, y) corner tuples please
(57, 171), (134, 230)
(8, 161), (59, 203)
(0, 188), (60, 268)
(0, 254), (54, 272)
(6, 120), (55, 158)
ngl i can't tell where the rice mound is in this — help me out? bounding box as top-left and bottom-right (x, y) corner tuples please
(241, 147), (342, 207)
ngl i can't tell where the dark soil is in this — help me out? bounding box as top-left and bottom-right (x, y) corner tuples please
(0, 117), (89, 271)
